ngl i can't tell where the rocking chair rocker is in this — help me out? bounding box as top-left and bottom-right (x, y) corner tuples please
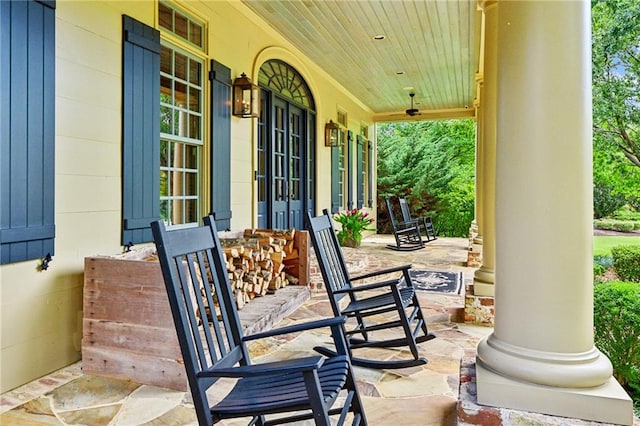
(306, 209), (436, 370)
(151, 216), (367, 426)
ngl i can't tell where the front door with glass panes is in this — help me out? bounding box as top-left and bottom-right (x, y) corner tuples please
(256, 60), (316, 230)
(270, 97), (305, 229)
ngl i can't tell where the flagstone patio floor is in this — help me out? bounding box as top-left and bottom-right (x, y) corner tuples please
(1, 234), (638, 425)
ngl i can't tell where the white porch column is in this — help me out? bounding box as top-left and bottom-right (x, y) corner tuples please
(475, 1), (633, 424)
(473, 0), (496, 296)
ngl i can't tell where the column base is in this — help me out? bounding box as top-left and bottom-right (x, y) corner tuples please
(473, 267), (494, 297)
(476, 362), (634, 425)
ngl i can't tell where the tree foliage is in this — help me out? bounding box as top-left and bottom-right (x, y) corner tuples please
(592, 1), (640, 213)
(592, 0), (640, 169)
(376, 120), (475, 237)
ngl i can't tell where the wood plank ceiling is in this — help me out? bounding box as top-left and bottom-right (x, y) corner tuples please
(241, 0), (481, 122)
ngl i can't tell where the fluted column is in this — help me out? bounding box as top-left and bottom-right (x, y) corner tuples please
(473, 0), (496, 296)
(475, 1), (632, 424)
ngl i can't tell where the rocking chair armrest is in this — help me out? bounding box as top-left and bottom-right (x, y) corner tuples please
(350, 264), (412, 281)
(197, 356), (325, 379)
(243, 316), (347, 342)
(334, 278), (401, 294)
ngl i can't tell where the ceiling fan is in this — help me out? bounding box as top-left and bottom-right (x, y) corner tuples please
(405, 93), (421, 116)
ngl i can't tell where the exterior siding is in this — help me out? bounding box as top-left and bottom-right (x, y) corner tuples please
(0, 0), (376, 392)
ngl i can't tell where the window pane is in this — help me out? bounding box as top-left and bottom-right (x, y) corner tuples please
(189, 114), (200, 139)
(160, 199), (170, 223)
(185, 199), (198, 223)
(185, 172), (197, 196)
(189, 59), (201, 85)
(174, 81), (187, 107)
(184, 144), (198, 169)
(160, 170), (168, 196)
(258, 151), (265, 174)
(160, 46), (172, 75)
(173, 110), (180, 136)
(160, 76), (172, 101)
(189, 21), (202, 47)
(160, 105), (172, 134)
(174, 12), (188, 40)
(175, 52), (187, 81)
(189, 87), (200, 112)
(160, 140), (169, 166)
(159, 3), (172, 31)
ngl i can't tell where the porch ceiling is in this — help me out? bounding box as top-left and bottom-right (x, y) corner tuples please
(241, 0), (481, 122)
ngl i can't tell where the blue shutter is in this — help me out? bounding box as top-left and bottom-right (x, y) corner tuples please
(0, 0), (56, 265)
(121, 15), (160, 245)
(368, 141), (373, 207)
(209, 60), (232, 231)
(356, 135), (364, 209)
(306, 113), (316, 218)
(347, 130), (354, 210)
(331, 147), (340, 214)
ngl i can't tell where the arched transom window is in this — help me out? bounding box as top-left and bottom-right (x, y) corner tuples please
(258, 60), (315, 109)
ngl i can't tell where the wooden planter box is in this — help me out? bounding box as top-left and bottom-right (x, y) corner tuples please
(82, 247), (187, 390)
(81, 231), (309, 391)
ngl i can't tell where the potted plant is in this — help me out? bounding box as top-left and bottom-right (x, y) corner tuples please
(333, 209), (374, 247)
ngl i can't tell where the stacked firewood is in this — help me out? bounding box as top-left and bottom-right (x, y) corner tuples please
(219, 228), (299, 309)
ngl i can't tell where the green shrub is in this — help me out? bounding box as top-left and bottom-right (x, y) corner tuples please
(612, 245), (640, 282)
(593, 281), (640, 394)
(594, 218), (637, 232)
(612, 205), (640, 221)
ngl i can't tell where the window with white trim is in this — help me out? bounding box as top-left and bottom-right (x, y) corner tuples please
(159, 2), (206, 227)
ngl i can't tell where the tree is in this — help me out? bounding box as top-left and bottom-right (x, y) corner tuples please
(377, 120), (476, 237)
(592, 0), (640, 169)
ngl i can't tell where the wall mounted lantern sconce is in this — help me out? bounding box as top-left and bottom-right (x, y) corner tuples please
(325, 120), (341, 147)
(232, 73), (260, 118)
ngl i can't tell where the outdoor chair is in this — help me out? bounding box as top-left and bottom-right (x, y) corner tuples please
(384, 198), (425, 251)
(399, 197), (437, 243)
(306, 209), (436, 370)
(151, 216), (367, 426)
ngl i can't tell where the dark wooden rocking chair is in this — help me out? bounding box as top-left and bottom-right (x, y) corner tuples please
(151, 216), (367, 426)
(384, 198), (424, 251)
(306, 209), (436, 370)
(399, 197), (437, 243)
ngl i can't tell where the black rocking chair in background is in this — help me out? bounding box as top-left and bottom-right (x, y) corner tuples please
(384, 198), (424, 251)
(399, 197), (437, 243)
(306, 209), (436, 370)
(152, 216), (367, 426)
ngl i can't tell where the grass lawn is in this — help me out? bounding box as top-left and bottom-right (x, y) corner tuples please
(593, 235), (640, 256)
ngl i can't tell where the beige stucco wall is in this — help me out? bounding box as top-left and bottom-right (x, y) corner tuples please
(0, 0), (376, 393)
